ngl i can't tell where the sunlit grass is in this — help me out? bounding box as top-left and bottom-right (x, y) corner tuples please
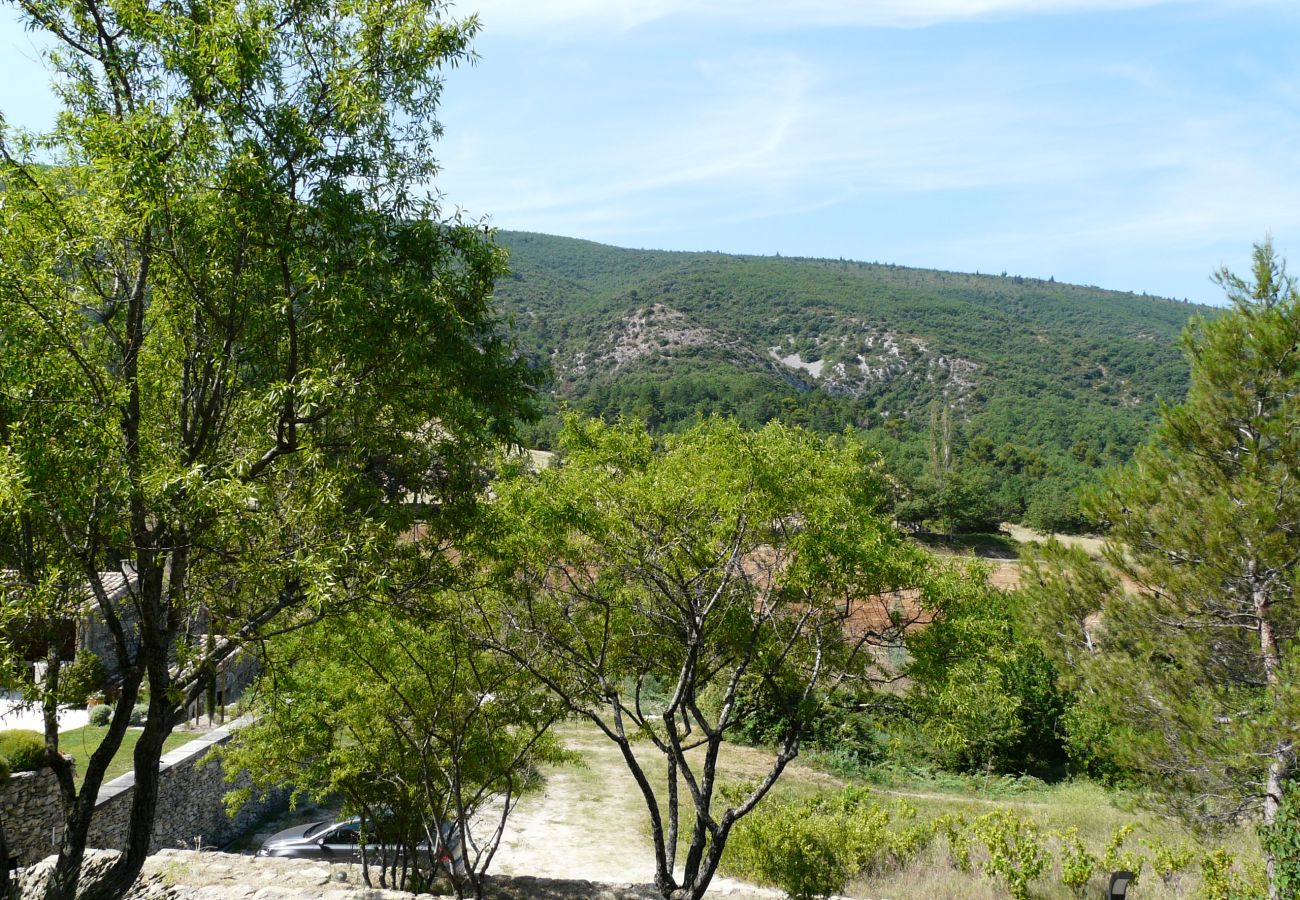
(58, 725), (197, 790)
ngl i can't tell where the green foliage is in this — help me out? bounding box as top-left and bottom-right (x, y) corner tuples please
(87, 705), (113, 727)
(1200, 849), (1261, 900)
(934, 814), (972, 873)
(1058, 694), (1131, 784)
(477, 415), (943, 896)
(905, 568), (1066, 775)
(0, 755), (9, 781)
(727, 796), (889, 900)
(129, 705), (149, 726)
(59, 653), (106, 707)
(0, 0), (537, 892)
(725, 789), (937, 900)
(1148, 839), (1197, 885)
(884, 800), (935, 867)
(1021, 243), (1300, 900)
(1100, 823), (1146, 877)
(1260, 782), (1300, 897)
(1052, 827), (1097, 896)
(0, 729), (47, 772)
(223, 603), (566, 893)
(496, 231), (1209, 531)
(971, 810), (1047, 900)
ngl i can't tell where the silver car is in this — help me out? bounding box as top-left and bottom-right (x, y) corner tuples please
(256, 818), (464, 873)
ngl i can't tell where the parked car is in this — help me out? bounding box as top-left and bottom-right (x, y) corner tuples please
(256, 817), (464, 873)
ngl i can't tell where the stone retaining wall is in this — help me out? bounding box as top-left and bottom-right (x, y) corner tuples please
(86, 718), (288, 854)
(0, 767), (63, 867)
(2, 718), (286, 865)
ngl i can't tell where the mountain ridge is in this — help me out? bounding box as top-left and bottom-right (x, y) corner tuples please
(494, 229), (1216, 530)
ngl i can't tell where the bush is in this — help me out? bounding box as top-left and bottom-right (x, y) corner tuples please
(0, 729), (47, 772)
(1148, 839), (1196, 886)
(971, 810), (1047, 900)
(129, 704), (149, 726)
(933, 814), (971, 873)
(726, 789), (890, 900)
(884, 800), (936, 867)
(88, 703), (113, 726)
(1100, 823), (1146, 877)
(59, 651), (106, 706)
(0, 756), (9, 780)
(1061, 699), (1130, 784)
(1199, 848), (1263, 900)
(1261, 781), (1300, 898)
(1052, 827), (1096, 896)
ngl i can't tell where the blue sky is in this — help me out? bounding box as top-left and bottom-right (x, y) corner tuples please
(3, 0), (1299, 303)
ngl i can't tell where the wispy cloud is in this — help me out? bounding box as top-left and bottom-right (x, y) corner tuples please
(442, 48), (1192, 235)
(464, 0), (1261, 34)
(431, 0), (1300, 300)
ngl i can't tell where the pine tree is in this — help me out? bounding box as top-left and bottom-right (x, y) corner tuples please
(1023, 241), (1300, 898)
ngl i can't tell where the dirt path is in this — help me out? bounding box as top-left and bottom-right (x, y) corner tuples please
(1002, 523), (1107, 557)
(490, 723), (784, 897)
(492, 724), (654, 882)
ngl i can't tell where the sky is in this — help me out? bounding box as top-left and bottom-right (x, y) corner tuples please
(2, 1), (1299, 304)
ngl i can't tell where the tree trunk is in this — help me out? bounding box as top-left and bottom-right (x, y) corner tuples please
(1254, 570), (1291, 900)
(43, 667), (146, 900)
(75, 655), (174, 900)
(1265, 751), (1290, 900)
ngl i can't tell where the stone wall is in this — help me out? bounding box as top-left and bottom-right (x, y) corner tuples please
(87, 718), (287, 853)
(1, 718), (286, 866)
(0, 767), (63, 867)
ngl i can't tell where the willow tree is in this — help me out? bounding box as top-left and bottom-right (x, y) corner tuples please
(1022, 242), (1300, 898)
(0, 1), (533, 897)
(469, 417), (939, 900)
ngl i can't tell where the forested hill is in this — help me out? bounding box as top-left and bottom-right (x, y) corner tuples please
(495, 230), (1216, 531)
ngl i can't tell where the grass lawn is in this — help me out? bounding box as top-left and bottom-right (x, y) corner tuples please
(58, 724), (199, 790)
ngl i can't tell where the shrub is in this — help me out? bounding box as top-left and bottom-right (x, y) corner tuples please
(1100, 823), (1145, 877)
(933, 814), (971, 873)
(726, 790), (890, 900)
(59, 651), (106, 706)
(88, 703), (113, 727)
(972, 810), (1047, 900)
(884, 800), (935, 868)
(1261, 781), (1300, 898)
(1200, 848), (1252, 900)
(0, 756), (9, 780)
(1148, 839), (1196, 886)
(0, 729), (47, 772)
(1052, 827), (1096, 896)
(130, 704), (149, 726)
(1061, 698), (1129, 784)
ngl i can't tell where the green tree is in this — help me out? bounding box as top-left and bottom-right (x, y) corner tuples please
(0, 1), (533, 896)
(905, 572), (1065, 775)
(1022, 242), (1300, 898)
(467, 416), (942, 900)
(222, 604), (566, 899)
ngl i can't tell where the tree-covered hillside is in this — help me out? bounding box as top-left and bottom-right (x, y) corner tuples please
(496, 230), (1215, 531)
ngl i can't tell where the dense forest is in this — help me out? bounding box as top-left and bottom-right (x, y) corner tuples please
(494, 231), (1217, 532)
